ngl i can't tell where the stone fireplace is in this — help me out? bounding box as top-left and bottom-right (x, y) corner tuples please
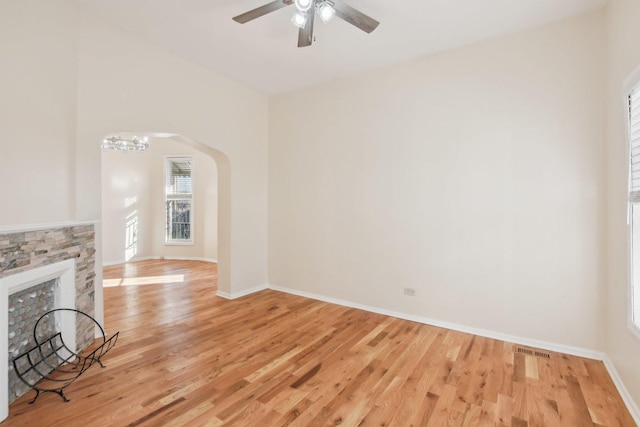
(0, 223), (96, 422)
(2, 259), (77, 405)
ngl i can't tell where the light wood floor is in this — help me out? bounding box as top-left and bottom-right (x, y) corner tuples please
(6, 260), (636, 426)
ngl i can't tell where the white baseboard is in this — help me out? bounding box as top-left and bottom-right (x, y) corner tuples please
(159, 256), (218, 263)
(217, 284), (268, 300)
(268, 283), (604, 360)
(602, 356), (640, 425)
(102, 256), (218, 267)
(102, 259), (129, 266)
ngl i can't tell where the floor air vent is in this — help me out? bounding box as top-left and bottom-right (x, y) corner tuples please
(516, 347), (551, 359)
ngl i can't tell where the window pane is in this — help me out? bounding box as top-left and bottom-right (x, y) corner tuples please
(166, 159), (192, 195)
(166, 200), (191, 241)
(631, 88), (640, 331)
(634, 205), (640, 328)
(125, 214), (138, 261)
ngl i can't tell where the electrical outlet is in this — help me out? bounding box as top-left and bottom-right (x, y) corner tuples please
(403, 287), (416, 296)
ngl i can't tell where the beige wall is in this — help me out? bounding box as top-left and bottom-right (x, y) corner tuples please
(0, 1), (268, 295)
(0, 1), (78, 226)
(101, 137), (218, 264)
(75, 15), (269, 295)
(269, 11), (607, 350)
(605, 0), (640, 410)
(101, 147), (152, 262)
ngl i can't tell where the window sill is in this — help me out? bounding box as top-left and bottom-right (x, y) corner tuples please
(164, 241), (194, 246)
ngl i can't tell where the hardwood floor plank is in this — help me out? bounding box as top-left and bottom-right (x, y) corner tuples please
(426, 383), (458, 427)
(496, 393), (513, 426)
(4, 260), (636, 426)
(565, 375), (596, 426)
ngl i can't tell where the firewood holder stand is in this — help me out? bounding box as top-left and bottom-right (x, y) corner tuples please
(11, 308), (119, 404)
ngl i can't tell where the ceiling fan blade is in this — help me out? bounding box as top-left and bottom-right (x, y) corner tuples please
(297, 5), (316, 48)
(233, 0), (293, 24)
(333, 0), (379, 34)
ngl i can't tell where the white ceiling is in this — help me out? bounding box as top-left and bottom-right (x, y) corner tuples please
(76, 0), (607, 95)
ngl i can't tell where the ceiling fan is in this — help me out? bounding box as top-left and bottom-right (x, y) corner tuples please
(232, 0), (379, 48)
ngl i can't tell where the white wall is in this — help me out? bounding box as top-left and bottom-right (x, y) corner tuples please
(0, 1), (78, 226)
(605, 0), (640, 411)
(269, 11), (607, 350)
(101, 137), (218, 264)
(75, 15), (269, 295)
(101, 148), (152, 263)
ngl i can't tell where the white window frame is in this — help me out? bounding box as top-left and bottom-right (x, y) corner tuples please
(625, 64), (640, 340)
(164, 155), (194, 246)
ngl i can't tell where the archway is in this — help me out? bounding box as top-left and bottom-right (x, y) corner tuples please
(97, 132), (231, 317)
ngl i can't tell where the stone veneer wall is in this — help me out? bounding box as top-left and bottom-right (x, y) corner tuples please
(0, 224), (96, 351)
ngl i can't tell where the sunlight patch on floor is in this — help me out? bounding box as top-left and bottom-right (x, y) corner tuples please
(103, 274), (185, 287)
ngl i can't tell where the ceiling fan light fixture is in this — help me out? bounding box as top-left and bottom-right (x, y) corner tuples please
(232, 0), (379, 48)
(291, 10), (308, 28)
(317, 2), (336, 23)
(294, 0), (312, 12)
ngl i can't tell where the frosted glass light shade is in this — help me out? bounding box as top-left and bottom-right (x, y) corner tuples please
(295, 0), (312, 12)
(318, 3), (335, 23)
(291, 11), (308, 28)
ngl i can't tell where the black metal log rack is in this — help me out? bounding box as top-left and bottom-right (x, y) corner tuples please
(11, 308), (119, 404)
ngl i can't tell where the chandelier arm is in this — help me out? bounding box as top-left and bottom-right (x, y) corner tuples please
(101, 136), (149, 152)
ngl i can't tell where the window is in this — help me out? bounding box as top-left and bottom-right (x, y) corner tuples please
(629, 85), (640, 333)
(165, 157), (193, 244)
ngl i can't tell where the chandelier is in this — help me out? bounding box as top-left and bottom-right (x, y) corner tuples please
(291, 0), (336, 28)
(101, 136), (149, 152)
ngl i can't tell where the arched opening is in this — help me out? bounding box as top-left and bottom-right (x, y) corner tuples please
(97, 132), (231, 318)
